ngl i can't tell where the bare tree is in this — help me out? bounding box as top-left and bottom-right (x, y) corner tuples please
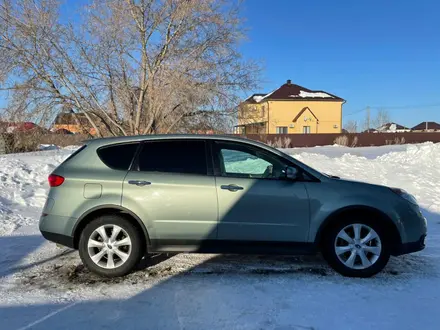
(344, 120), (358, 133)
(0, 0), (260, 136)
(361, 108), (391, 131)
(372, 109), (391, 129)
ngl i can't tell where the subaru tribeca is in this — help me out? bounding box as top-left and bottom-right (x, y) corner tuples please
(39, 135), (427, 278)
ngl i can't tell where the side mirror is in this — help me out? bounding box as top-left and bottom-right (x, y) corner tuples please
(284, 166), (298, 180)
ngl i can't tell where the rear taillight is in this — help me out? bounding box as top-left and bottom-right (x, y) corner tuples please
(48, 174), (65, 187)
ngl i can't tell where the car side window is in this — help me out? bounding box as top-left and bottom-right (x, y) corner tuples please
(216, 142), (288, 179)
(138, 140), (207, 175)
(221, 149), (272, 176)
(97, 143), (139, 170)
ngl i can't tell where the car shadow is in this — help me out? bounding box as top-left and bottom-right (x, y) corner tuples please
(135, 252), (178, 271)
(0, 235), (44, 278)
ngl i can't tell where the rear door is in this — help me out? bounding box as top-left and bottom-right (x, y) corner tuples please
(122, 139), (218, 244)
(212, 141), (310, 242)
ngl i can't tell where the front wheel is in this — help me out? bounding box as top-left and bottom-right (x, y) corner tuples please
(322, 220), (390, 278)
(78, 215), (143, 277)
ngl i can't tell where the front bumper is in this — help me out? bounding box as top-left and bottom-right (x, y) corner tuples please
(392, 234), (426, 256)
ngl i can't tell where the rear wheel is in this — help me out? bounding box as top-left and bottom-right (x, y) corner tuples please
(79, 215), (143, 277)
(322, 218), (390, 277)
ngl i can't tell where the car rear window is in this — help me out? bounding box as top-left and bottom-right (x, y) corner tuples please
(97, 143), (139, 170)
(138, 140), (207, 175)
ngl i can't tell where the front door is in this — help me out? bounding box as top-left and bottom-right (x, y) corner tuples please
(212, 141), (310, 242)
(122, 139), (218, 243)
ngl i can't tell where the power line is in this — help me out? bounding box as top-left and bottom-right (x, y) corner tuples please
(370, 103), (440, 110)
(345, 107), (367, 116)
(344, 103), (440, 116)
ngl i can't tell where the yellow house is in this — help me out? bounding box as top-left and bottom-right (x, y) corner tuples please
(236, 80), (345, 134)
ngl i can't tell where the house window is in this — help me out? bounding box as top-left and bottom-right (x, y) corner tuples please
(276, 126), (288, 134)
(261, 106), (265, 117)
(303, 126), (311, 134)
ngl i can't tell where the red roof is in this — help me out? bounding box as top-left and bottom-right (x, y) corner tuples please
(412, 122), (440, 130)
(0, 121), (37, 131)
(244, 80), (344, 103)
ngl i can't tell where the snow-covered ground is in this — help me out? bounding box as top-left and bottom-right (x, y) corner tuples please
(1, 143), (440, 329)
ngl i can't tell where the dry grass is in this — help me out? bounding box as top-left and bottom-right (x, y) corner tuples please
(386, 137), (406, 145)
(333, 135), (349, 146)
(350, 136), (358, 147)
(267, 137), (292, 149)
(39, 133), (89, 147)
(2, 132), (89, 153)
(334, 135), (359, 147)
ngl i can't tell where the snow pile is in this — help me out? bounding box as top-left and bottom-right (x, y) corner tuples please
(290, 142), (440, 213)
(39, 144), (60, 151)
(377, 143), (440, 167)
(290, 90), (333, 98)
(251, 90), (276, 103)
(0, 149), (73, 234)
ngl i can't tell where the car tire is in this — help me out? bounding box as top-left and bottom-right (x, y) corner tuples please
(78, 215), (144, 277)
(321, 217), (391, 278)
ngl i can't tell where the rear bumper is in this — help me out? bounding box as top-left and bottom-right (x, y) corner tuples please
(41, 231), (75, 249)
(392, 234), (426, 256)
(39, 213), (77, 249)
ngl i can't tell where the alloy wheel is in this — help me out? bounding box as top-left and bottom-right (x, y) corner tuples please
(87, 224), (132, 269)
(334, 223), (382, 270)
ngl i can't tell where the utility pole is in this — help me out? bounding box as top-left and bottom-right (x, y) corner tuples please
(366, 106), (370, 131)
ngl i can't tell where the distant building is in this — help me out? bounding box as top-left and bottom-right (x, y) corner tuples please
(376, 122), (411, 133)
(52, 110), (97, 135)
(412, 121), (440, 132)
(235, 79), (345, 134)
(0, 121), (39, 133)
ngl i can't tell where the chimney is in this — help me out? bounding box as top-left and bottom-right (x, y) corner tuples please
(287, 79), (292, 85)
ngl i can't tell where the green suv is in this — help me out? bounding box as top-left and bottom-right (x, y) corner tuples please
(39, 135), (427, 278)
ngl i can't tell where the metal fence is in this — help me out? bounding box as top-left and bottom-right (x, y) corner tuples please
(239, 133), (440, 148)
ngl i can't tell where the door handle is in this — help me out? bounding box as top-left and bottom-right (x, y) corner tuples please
(128, 180), (151, 187)
(220, 184), (244, 192)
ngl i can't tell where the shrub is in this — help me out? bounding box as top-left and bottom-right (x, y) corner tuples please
(350, 136), (358, 148)
(39, 133), (88, 147)
(0, 134), (14, 154)
(334, 135), (349, 146)
(11, 131), (41, 152)
(267, 137), (283, 148)
(282, 137), (291, 148)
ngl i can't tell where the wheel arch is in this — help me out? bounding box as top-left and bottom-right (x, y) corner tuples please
(314, 205), (402, 248)
(72, 204), (150, 250)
